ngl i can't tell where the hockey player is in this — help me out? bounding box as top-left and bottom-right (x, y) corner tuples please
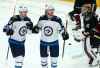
(3, 6), (33, 68)
(71, 0), (97, 43)
(32, 5), (69, 68)
(69, 0), (96, 29)
(81, 1), (98, 66)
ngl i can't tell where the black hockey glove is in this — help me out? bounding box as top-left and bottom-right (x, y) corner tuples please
(26, 22), (33, 30)
(62, 32), (69, 40)
(3, 25), (9, 32)
(3, 25), (14, 36)
(6, 29), (14, 35)
(3, 25), (14, 35)
(32, 25), (39, 33)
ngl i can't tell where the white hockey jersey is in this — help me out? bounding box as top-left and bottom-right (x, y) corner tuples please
(10, 21), (29, 41)
(8, 15), (33, 41)
(38, 15), (64, 42)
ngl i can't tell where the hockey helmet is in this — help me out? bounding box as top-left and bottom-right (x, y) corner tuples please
(45, 5), (55, 11)
(19, 6), (28, 12)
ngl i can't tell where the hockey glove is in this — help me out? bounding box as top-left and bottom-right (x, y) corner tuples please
(3, 25), (9, 32)
(3, 25), (14, 36)
(6, 29), (14, 35)
(26, 22), (33, 30)
(32, 25), (39, 33)
(62, 32), (69, 40)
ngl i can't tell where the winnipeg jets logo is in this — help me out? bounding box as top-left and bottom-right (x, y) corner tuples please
(19, 26), (27, 36)
(44, 26), (53, 36)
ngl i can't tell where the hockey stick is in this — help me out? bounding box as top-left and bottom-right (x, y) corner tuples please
(6, 46), (10, 60)
(62, 40), (66, 60)
(4, 0), (17, 68)
(6, 0), (16, 60)
(62, 20), (68, 60)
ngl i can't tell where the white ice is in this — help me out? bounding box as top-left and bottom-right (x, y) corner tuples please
(0, 0), (100, 68)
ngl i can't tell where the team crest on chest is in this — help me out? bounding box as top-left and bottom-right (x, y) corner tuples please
(19, 26), (27, 36)
(44, 26), (53, 36)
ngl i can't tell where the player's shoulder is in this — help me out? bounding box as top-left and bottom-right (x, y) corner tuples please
(52, 16), (61, 21)
(39, 15), (48, 21)
(24, 16), (31, 21)
(11, 15), (19, 19)
(52, 16), (64, 27)
(11, 15), (31, 21)
(51, 15), (62, 23)
(10, 15), (21, 21)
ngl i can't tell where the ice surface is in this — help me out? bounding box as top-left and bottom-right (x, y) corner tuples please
(0, 0), (100, 68)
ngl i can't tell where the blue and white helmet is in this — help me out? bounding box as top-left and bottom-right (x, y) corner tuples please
(45, 5), (55, 14)
(19, 6), (28, 12)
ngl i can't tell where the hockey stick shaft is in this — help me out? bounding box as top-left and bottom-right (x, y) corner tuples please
(6, 47), (10, 60)
(62, 20), (68, 60)
(62, 40), (65, 59)
(6, 0), (17, 60)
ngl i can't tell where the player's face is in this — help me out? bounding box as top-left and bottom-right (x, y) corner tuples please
(81, 4), (92, 14)
(47, 9), (54, 16)
(19, 11), (28, 17)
